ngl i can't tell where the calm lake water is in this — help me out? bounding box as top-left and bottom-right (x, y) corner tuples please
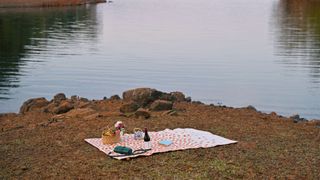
(0, 0), (319, 119)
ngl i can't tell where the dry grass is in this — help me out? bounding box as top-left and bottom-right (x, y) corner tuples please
(0, 100), (319, 179)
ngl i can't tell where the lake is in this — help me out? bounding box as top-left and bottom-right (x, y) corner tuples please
(0, 0), (319, 119)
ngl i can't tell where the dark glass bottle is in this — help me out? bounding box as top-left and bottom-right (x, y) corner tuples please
(144, 128), (151, 149)
(144, 128), (150, 142)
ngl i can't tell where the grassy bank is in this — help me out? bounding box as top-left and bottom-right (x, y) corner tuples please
(0, 93), (319, 179)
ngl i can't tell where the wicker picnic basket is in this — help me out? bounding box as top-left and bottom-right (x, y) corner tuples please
(102, 128), (121, 144)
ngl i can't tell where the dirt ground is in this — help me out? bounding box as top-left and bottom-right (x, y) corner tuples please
(0, 99), (319, 179)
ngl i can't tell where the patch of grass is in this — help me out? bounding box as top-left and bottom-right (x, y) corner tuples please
(12, 139), (25, 145)
(209, 159), (242, 178)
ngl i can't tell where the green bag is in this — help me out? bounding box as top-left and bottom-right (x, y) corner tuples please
(109, 146), (151, 158)
(113, 146), (133, 155)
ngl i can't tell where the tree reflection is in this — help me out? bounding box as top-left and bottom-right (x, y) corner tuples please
(0, 6), (99, 99)
(273, 0), (320, 83)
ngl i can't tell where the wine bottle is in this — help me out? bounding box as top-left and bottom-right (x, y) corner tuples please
(144, 128), (151, 149)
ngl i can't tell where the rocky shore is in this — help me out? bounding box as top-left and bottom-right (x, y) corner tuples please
(16, 87), (319, 124)
(0, 88), (319, 178)
(0, 0), (105, 8)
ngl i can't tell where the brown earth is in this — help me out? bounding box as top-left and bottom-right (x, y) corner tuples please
(0, 90), (319, 179)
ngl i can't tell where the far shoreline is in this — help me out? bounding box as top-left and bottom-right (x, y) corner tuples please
(0, 0), (106, 8)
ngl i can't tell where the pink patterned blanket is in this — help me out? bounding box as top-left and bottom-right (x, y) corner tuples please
(85, 128), (237, 160)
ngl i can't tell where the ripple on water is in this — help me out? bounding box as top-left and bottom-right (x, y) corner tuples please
(0, 0), (319, 119)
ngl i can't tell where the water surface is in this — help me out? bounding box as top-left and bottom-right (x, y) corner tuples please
(0, 0), (319, 119)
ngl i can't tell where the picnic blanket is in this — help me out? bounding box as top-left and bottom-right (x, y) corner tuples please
(85, 128), (237, 160)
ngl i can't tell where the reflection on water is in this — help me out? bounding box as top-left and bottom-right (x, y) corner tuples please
(273, 0), (320, 85)
(0, 0), (319, 119)
(0, 6), (99, 100)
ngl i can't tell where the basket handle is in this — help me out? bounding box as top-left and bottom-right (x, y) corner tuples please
(134, 128), (142, 132)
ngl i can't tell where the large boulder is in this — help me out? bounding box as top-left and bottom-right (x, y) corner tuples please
(71, 95), (79, 102)
(150, 100), (173, 111)
(158, 93), (175, 101)
(43, 103), (56, 113)
(20, 97), (50, 114)
(53, 93), (67, 104)
(79, 97), (89, 102)
(122, 88), (163, 106)
(170, 91), (186, 102)
(120, 102), (140, 113)
(53, 101), (74, 114)
(246, 105), (257, 111)
(109, 95), (121, 101)
(290, 114), (307, 123)
(134, 108), (151, 119)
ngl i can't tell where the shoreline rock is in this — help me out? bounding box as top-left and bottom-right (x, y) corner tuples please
(122, 88), (164, 107)
(150, 100), (173, 111)
(134, 108), (151, 119)
(289, 114), (308, 123)
(20, 97), (49, 114)
(120, 102), (140, 113)
(13, 87), (320, 123)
